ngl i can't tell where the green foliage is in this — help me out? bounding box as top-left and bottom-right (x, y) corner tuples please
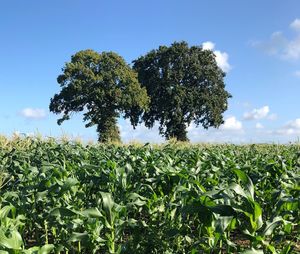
(49, 50), (149, 143)
(133, 41), (231, 141)
(0, 138), (299, 253)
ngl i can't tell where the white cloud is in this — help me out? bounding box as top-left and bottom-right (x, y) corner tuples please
(214, 51), (231, 73)
(290, 18), (300, 32)
(255, 122), (264, 129)
(20, 108), (46, 119)
(119, 116), (244, 144)
(220, 116), (243, 131)
(283, 118), (300, 129)
(282, 36), (300, 60)
(119, 119), (163, 143)
(267, 113), (278, 121)
(294, 70), (300, 77)
(252, 19), (300, 60)
(202, 41), (215, 50)
(243, 106), (270, 120)
(186, 116), (244, 143)
(276, 118), (300, 135)
(251, 31), (287, 56)
(202, 41), (232, 72)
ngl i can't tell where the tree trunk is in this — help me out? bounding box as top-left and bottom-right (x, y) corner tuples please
(97, 116), (121, 143)
(167, 122), (189, 142)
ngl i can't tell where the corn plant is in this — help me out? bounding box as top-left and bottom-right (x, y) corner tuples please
(0, 137), (298, 253)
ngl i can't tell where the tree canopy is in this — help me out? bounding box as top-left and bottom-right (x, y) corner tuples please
(49, 50), (149, 142)
(133, 41), (232, 141)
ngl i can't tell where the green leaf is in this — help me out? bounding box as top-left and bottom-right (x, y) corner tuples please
(240, 248), (264, 254)
(36, 190), (48, 201)
(279, 243), (292, 254)
(230, 183), (248, 199)
(82, 208), (102, 218)
(0, 206), (14, 219)
(68, 232), (89, 242)
(61, 177), (79, 190)
(100, 192), (115, 226)
(266, 244), (277, 254)
(23, 246), (40, 253)
(233, 169), (254, 199)
(127, 193), (147, 206)
(253, 201), (262, 221)
(215, 216), (234, 233)
(262, 217), (283, 236)
(25, 244), (55, 254)
(50, 207), (78, 217)
(100, 192), (114, 214)
(209, 205), (236, 216)
(0, 229), (23, 250)
(39, 244), (55, 254)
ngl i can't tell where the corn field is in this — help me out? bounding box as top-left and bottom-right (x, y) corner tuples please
(0, 137), (299, 253)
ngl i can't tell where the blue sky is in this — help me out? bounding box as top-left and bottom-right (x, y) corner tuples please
(1, 0), (300, 143)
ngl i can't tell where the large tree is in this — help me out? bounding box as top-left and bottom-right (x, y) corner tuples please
(133, 41), (232, 141)
(50, 50), (149, 142)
